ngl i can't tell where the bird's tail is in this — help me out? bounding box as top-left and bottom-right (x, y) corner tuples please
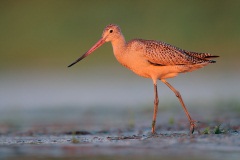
(204, 55), (219, 63)
(185, 51), (219, 63)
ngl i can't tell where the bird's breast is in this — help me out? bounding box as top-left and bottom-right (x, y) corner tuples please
(114, 49), (152, 78)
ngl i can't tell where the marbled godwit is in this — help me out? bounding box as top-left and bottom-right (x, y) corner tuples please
(68, 24), (218, 134)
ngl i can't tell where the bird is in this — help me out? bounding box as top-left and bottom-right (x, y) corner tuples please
(68, 24), (219, 134)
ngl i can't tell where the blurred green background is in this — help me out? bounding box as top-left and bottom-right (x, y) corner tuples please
(0, 0), (240, 125)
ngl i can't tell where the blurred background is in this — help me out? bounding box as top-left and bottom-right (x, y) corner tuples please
(0, 0), (239, 130)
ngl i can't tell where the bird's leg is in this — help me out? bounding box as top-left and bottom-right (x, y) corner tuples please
(152, 82), (159, 134)
(161, 79), (196, 134)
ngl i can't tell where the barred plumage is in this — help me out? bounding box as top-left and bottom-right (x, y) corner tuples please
(68, 24), (219, 134)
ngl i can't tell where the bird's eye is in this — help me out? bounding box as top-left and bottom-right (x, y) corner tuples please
(109, 29), (113, 33)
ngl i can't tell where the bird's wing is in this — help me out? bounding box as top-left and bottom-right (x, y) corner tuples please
(141, 40), (207, 66)
(184, 51), (219, 61)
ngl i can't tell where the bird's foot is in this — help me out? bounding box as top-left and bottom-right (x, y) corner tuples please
(151, 120), (157, 135)
(189, 120), (199, 134)
(151, 130), (157, 136)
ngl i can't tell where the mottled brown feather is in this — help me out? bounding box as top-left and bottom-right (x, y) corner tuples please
(130, 39), (216, 66)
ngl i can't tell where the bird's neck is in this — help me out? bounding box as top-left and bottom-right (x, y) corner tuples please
(111, 34), (127, 60)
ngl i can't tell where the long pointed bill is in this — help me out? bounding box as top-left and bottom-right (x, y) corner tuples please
(68, 37), (106, 67)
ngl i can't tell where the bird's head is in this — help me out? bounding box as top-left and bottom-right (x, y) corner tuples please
(68, 24), (121, 67)
(102, 24), (122, 42)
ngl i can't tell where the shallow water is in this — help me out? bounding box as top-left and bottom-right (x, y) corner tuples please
(1, 66), (239, 110)
(0, 113), (239, 160)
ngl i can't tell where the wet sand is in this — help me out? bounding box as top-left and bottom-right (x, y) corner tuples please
(0, 107), (239, 160)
